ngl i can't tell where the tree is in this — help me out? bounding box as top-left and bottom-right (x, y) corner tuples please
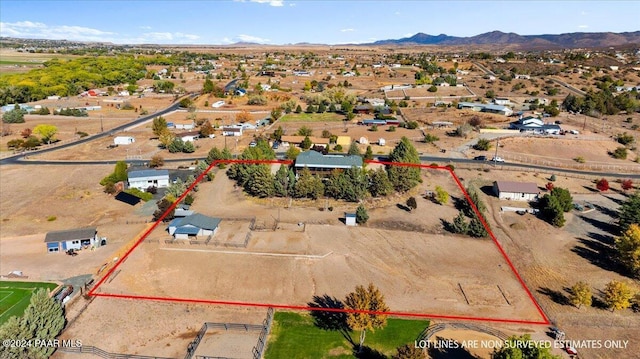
(153, 197), (175, 222)
(596, 178), (609, 192)
(612, 147), (628, 159)
(199, 120), (214, 137)
(468, 215), (488, 237)
(236, 110), (252, 123)
(392, 344), (424, 359)
(2, 108), (25, 123)
(274, 165), (295, 197)
(295, 104), (302, 113)
(364, 145), (374, 161)
(434, 186), (449, 204)
(355, 204), (369, 224)
(454, 122), (473, 137)
(406, 196), (417, 211)
(545, 182), (554, 191)
(158, 131), (175, 149)
(344, 283), (389, 352)
(368, 168), (393, 197)
(273, 126), (284, 141)
(387, 137), (421, 192)
(492, 334), (560, 359)
(182, 140), (196, 153)
(294, 167), (324, 199)
(603, 280), (633, 311)
(615, 223), (640, 278)
(301, 136), (312, 150)
(297, 126), (313, 136)
(621, 179), (634, 192)
(347, 141), (361, 156)
(285, 146), (300, 160)
(202, 77), (214, 94)
(569, 281), (592, 309)
(149, 154), (164, 168)
(33, 124), (58, 144)
(618, 192), (640, 233)
(152, 116), (168, 137)
(270, 107), (282, 122)
(0, 288), (65, 359)
(20, 128), (32, 138)
(245, 165), (274, 198)
(168, 138), (186, 153)
(540, 194), (566, 227)
(451, 211), (469, 234)
(473, 138), (492, 151)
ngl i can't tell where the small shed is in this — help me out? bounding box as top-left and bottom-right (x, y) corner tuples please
(493, 181), (540, 201)
(45, 227), (98, 253)
(378, 138), (386, 146)
(358, 136), (369, 145)
(345, 213), (357, 226)
(114, 136), (135, 145)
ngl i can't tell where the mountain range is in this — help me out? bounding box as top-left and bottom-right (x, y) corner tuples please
(371, 30), (640, 48)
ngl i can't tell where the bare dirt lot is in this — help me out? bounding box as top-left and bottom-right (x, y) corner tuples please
(95, 171), (544, 325)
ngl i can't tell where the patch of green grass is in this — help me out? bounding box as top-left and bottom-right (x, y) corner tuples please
(124, 188), (154, 202)
(280, 112), (344, 123)
(0, 60), (43, 65)
(0, 281), (59, 324)
(264, 311), (429, 358)
(47, 216), (57, 221)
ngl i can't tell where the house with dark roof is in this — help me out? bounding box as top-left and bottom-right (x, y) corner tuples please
(493, 181), (540, 201)
(45, 227), (98, 253)
(294, 150), (363, 176)
(168, 213), (221, 240)
(509, 116), (561, 134)
(128, 169), (170, 190)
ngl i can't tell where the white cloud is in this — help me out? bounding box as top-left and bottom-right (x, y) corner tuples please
(289, 2), (296, 6)
(578, 25), (589, 29)
(0, 21), (115, 42)
(234, 0), (284, 6)
(340, 28), (355, 32)
(139, 25), (152, 30)
(236, 34), (271, 43)
(395, 11), (401, 15)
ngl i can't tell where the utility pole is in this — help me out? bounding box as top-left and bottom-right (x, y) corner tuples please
(100, 115), (104, 133)
(493, 138), (499, 166)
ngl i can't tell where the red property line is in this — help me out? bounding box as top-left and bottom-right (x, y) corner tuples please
(89, 158), (550, 326)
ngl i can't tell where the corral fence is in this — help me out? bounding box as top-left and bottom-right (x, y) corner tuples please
(163, 217), (256, 248)
(58, 345), (176, 359)
(184, 307), (274, 359)
(418, 322), (509, 342)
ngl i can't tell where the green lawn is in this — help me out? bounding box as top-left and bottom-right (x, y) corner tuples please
(0, 281), (59, 324)
(279, 112), (344, 123)
(0, 60), (43, 65)
(264, 312), (429, 358)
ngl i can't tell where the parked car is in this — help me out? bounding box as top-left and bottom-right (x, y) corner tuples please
(272, 141), (279, 149)
(569, 130), (579, 135)
(473, 155), (487, 161)
(491, 156), (505, 162)
(249, 142), (257, 147)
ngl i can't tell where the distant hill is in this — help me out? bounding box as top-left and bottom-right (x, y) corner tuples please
(372, 30), (640, 48)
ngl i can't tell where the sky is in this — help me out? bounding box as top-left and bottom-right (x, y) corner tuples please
(1, 0), (639, 45)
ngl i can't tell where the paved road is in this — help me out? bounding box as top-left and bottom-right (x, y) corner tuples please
(549, 77), (587, 96)
(0, 95), (193, 166)
(471, 61), (496, 77)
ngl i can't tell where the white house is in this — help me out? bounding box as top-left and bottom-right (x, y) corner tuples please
(174, 120), (195, 130)
(493, 98), (511, 106)
(168, 214), (221, 240)
(222, 125), (243, 137)
(127, 169), (170, 190)
(45, 227), (98, 253)
(114, 136), (135, 145)
(493, 181), (540, 201)
(178, 131), (200, 142)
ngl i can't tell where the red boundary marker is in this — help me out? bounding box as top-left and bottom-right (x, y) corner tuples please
(88, 158), (550, 326)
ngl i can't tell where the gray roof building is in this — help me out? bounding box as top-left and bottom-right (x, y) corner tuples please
(294, 151), (363, 170)
(128, 169), (169, 179)
(45, 227), (97, 243)
(168, 214), (221, 231)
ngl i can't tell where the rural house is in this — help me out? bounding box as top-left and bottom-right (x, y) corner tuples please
(174, 119), (195, 130)
(280, 136), (330, 148)
(45, 227), (99, 253)
(168, 213), (221, 240)
(177, 131), (200, 142)
(127, 169), (170, 190)
(294, 150), (363, 176)
(493, 181), (540, 201)
(114, 136), (135, 145)
(222, 125), (243, 137)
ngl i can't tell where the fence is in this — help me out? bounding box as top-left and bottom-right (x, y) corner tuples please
(184, 308), (274, 359)
(418, 322), (509, 342)
(452, 162), (632, 181)
(58, 345), (176, 359)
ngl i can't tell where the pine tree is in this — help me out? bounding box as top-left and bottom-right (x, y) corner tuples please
(452, 211), (469, 234)
(348, 141), (361, 156)
(468, 215), (488, 238)
(355, 204), (369, 224)
(21, 289), (65, 358)
(301, 136), (312, 150)
(387, 137), (421, 192)
(274, 165), (294, 197)
(618, 191), (640, 233)
(368, 168), (393, 197)
(364, 145), (374, 160)
(246, 165), (274, 198)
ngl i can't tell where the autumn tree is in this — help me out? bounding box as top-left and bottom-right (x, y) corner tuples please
(153, 196), (176, 222)
(621, 179), (634, 191)
(285, 146), (300, 160)
(344, 283), (389, 352)
(199, 119), (214, 137)
(569, 281), (592, 309)
(434, 186), (449, 204)
(615, 223), (640, 278)
(236, 110), (252, 123)
(387, 137), (421, 192)
(152, 116), (168, 136)
(33, 124), (58, 144)
(603, 280), (634, 311)
(20, 128), (32, 138)
(596, 178), (610, 192)
(545, 182), (554, 191)
(149, 154), (164, 168)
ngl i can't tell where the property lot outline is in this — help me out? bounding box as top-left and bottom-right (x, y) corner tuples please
(88, 159), (551, 326)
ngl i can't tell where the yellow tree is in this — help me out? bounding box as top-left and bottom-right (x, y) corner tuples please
(603, 280), (633, 311)
(33, 124), (58, 144)
(615, 223), (640, 278)
(344, 283), (389, 352)
(236, 110), (252, 123)
(569, 281), (592, 309)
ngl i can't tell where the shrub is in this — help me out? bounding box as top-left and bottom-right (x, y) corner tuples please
(248, 95), (267, 105)
(124, 188), (154, 201)
(596, 178), (609, 192)
(612, 147), (628, 159)
(333, 144), (343, 151)
(76, 131), (89, 138)
(616, 132), (635, 146)
(47, 216), (57, 222)
(574, 156), (586, 163)
(387, 126), (396, 132)
(406, 196), (417, 210)
(184, 194), (195, 205)
(369, 125), (378, 132)
(423, 133), (439, 143)
(473, 138), (492, 151)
